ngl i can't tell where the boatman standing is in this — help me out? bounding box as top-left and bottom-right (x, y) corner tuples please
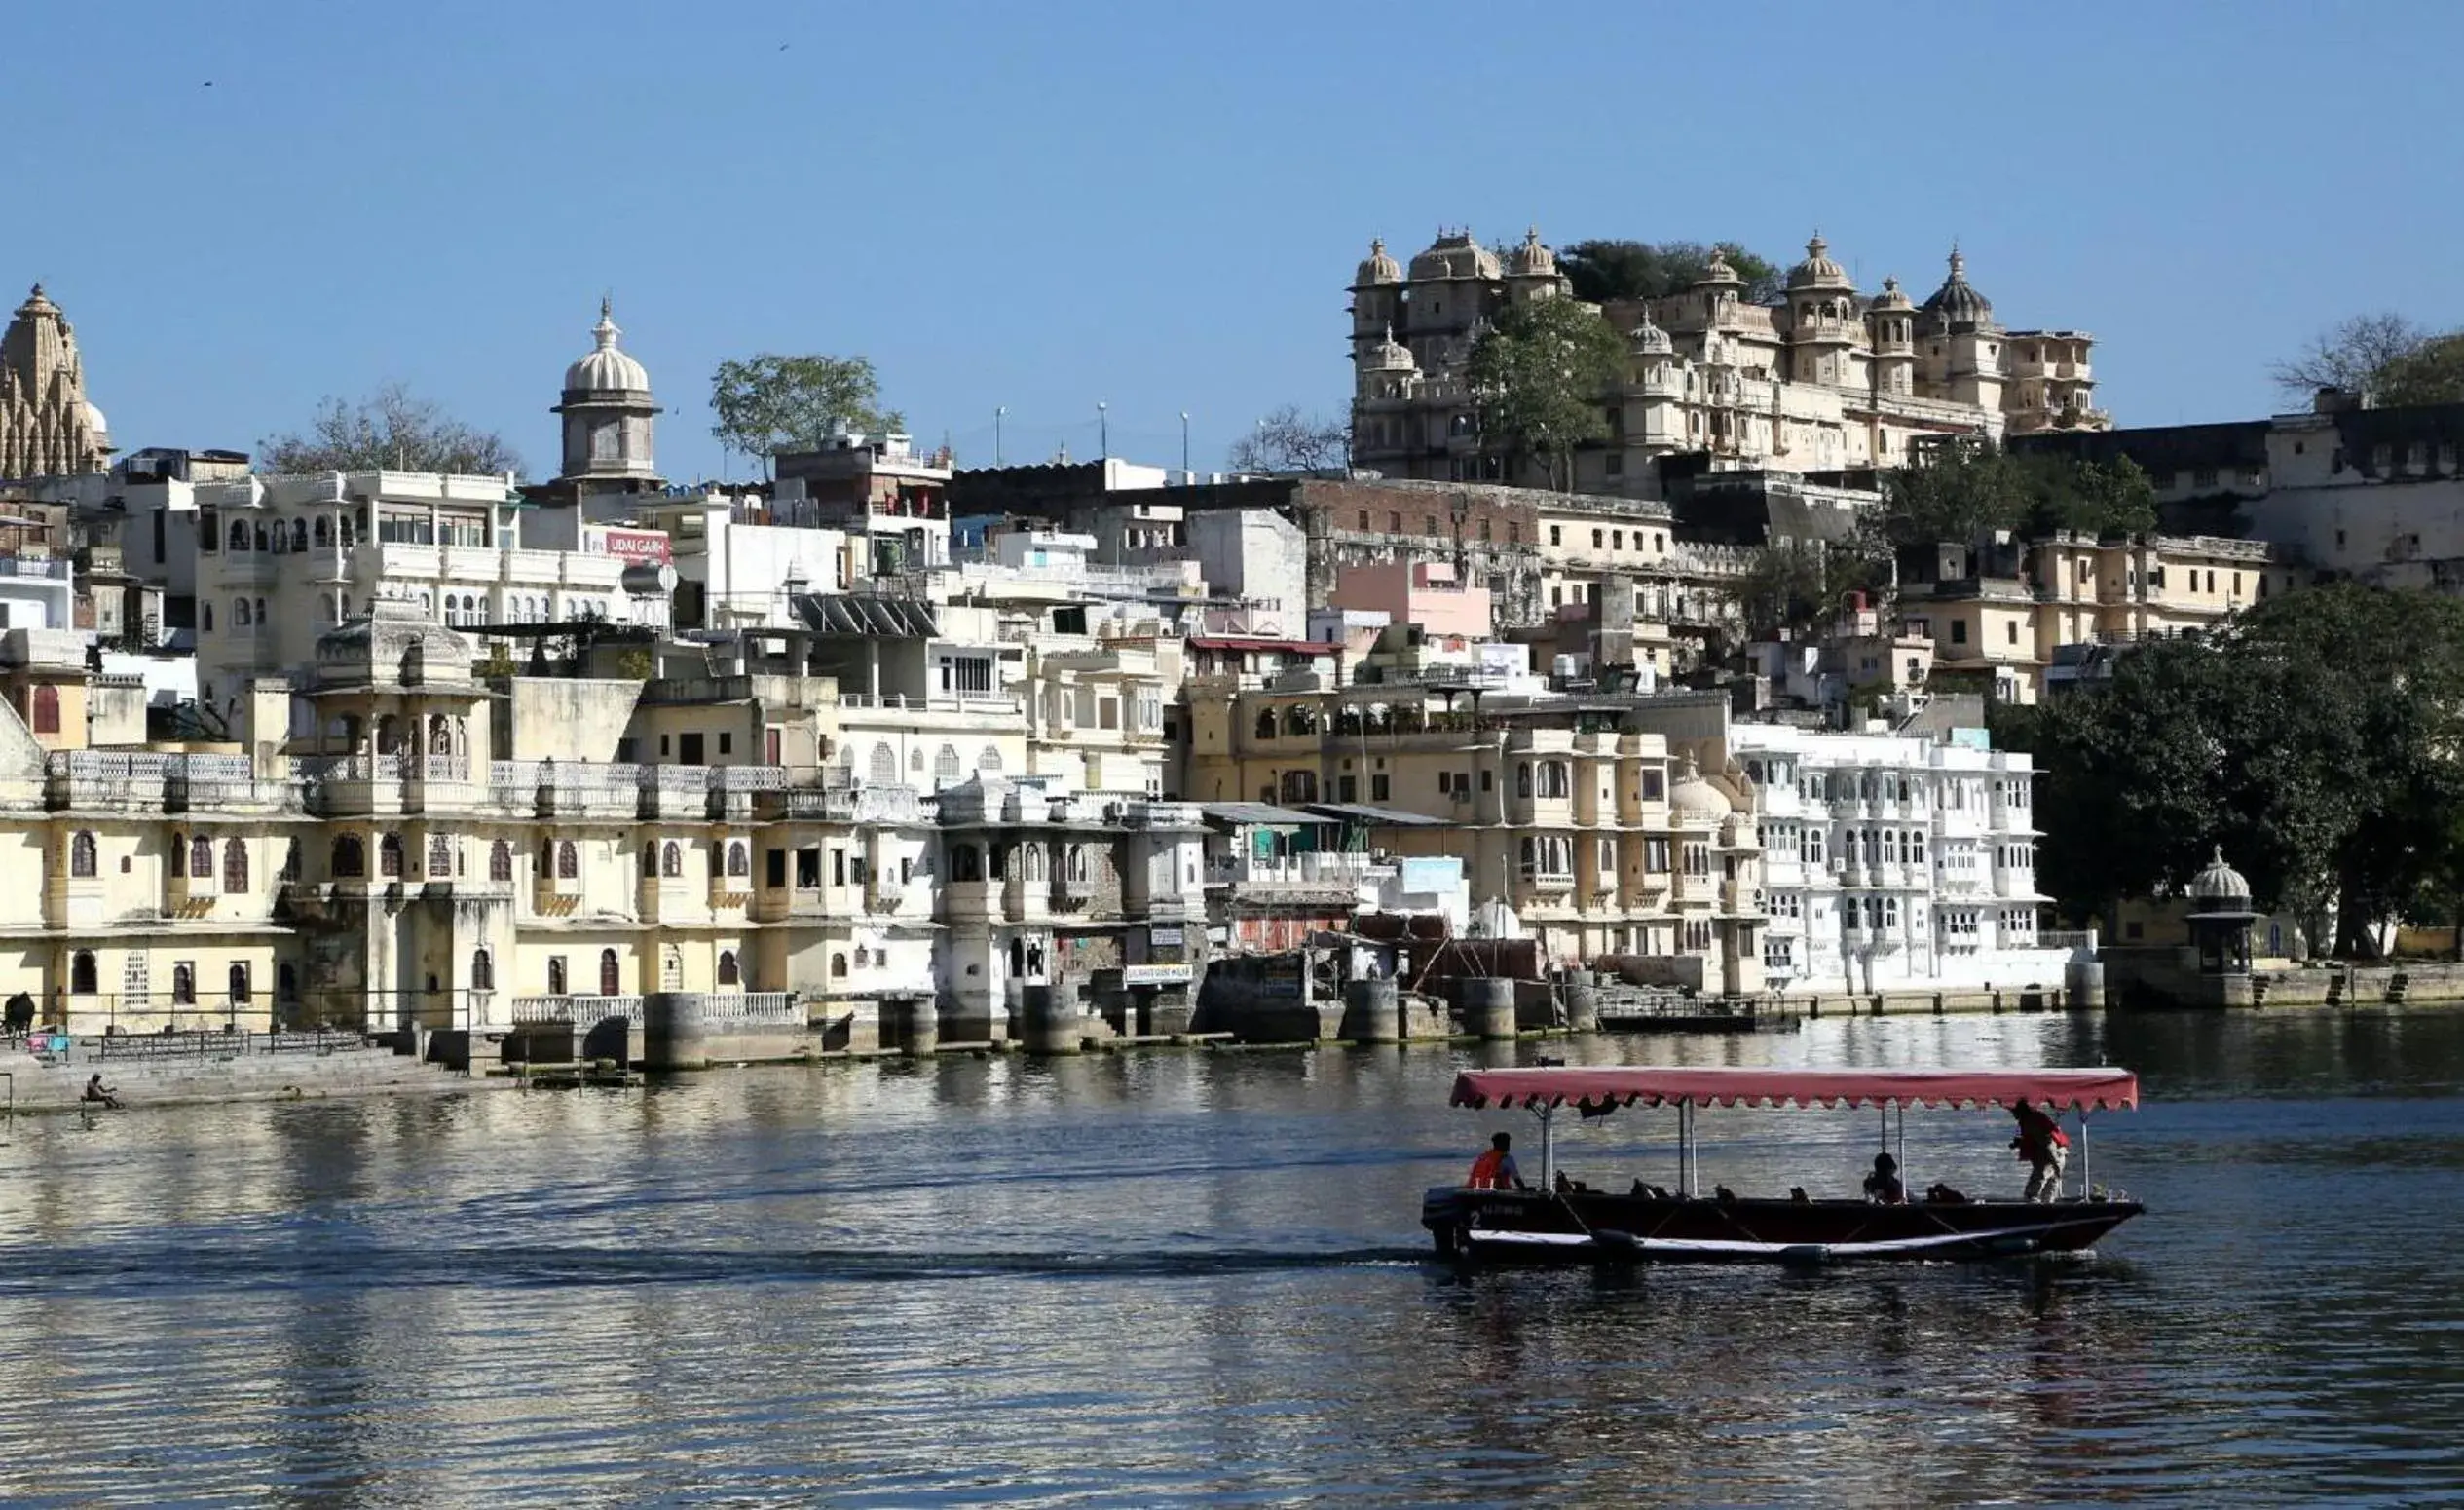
(1468, 1132), (1530, 1191)
(2011, 1102), (2069, 1202)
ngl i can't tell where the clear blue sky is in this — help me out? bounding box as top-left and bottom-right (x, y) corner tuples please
(13, 0), (2462, 481)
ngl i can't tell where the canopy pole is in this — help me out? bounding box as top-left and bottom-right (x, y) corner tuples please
(1896, 1104), (1908, 1193)
(1537, 1103), (1555, 1191)
(2078, 1113), (2090, 1198)
(1678, 1100), (1695, 1198)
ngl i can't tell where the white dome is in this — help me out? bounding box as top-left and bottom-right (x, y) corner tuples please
(564, 298), (650, 395)
(82, 399), (108, 438)
(1669, 753), (1732, 822)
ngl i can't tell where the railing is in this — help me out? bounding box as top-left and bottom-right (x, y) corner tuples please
(510, 994), (644, 1026)
(691, 991), (799, 1024)
(1208, 854), (1370, 893)
(90, 1029), (373, 1061)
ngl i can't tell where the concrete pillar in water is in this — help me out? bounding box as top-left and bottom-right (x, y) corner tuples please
(1342, 979), (1401, 1043)
(642, 993), (709, 1071)
(2066, 959), (2107, 1010)
(1020, 986), (1083, 1055)
(1564, 974), (1600, 1034)
(894, 998), (938, 1058)
(1462, 977), (1517, 1040)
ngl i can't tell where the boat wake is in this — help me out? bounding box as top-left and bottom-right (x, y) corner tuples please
(0, 1242), (1437, 1294)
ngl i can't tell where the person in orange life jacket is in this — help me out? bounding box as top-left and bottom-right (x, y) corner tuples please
(2011, 1101), (2070, 1203)
(1467, 1131), (1529, 1191)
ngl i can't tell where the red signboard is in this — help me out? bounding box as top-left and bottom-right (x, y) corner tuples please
(593, 527), (673, 565)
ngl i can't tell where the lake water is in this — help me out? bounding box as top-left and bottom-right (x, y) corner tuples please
(6, 1010), (2464, 1506)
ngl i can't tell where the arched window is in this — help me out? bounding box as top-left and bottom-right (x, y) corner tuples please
(935, 745), (961, 784)
(379, 833), (404, 879)
(280, 840), (300, 882)
(642, 841), (657, 874)
(978, 745), (1003, 774)
(547, 956), (568, 995)
(1517, 763), (1533, 798)
(69, 831), (96, 878)
(228, 520), (249, 551)
(170, 831), (186, 878)
(234, 598), (251, 627)
(223, 838), (248, 892)
(69, 950), (96, 995)
(191, 834), (215, 879)
(483, 839), (511, 882)
(951, 843), (981, 883)
(255, 597), (266, 625)
(831, 952), (848, 978)
(278, 963), (297, 1001)
(661, 841), (683, 878)
(598, 948), (619, 997)
(201, 603), (213, 631)
(253, 523), (269, 552)
(314, 516), (331, 547)
(229, 963), (251, 1003)
(30, 685), (58, 735)
(557, 841), (579, 879)
(427, 834), (450, 877)
(718, 950), (740, 987)
(331, 835), (365, 878)
(1023, 844), (1045, 881)
(172, 963), (196, 1004)
(470, 948), (494, 992)
(869, 742), (898, 785)
(271, 523), (287, 554)
(727, 841), (749, 877)
(1254, 709), (1276, 740)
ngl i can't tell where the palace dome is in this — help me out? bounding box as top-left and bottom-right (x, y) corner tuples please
(1363, 327), (1416, 371)
(564, 298), (650, 395)
(1630, 314), (1673, 356)
(1692, 247), (1745, 289)
(1506, 227), (1557, 277)
(1921, 247), (1996, 327)
(1409, 231), (1503, 282)
(1867, 275), (1915, 313)
(1785, 234), (1852, 291)
(1355, 238), (1402, 287)
(2187, 847), (2252, 905)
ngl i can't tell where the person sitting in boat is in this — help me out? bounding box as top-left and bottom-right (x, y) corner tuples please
(1861, 1152), (1906, 1205)
(1467, 1132), (1529, 1191)
(2011, 1101), (2070, 1202)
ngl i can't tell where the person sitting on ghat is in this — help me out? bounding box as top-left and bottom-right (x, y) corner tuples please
(2011, 1101), (2070, 1203)
(1862, 1152), (1906, 1205)
(1467, 1132), (1529, 1191)
(82, 1074), (123, 1111)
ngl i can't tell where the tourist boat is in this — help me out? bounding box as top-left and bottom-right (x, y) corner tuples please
(1424, 1066), (2144, 1265)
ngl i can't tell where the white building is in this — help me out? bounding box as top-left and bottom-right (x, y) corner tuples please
(1730, 722), (2067, 996)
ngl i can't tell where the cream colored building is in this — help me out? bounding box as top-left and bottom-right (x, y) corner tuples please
(1182, 657), (1768, 995)
(1350, 232), (2107, 497)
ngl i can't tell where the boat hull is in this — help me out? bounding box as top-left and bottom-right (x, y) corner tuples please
(1423, 1187), (2142, 1265)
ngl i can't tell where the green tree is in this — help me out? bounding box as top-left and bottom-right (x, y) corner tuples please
(1465, 295), (1628, 491)
(2272, 312), (2464, 406)
(1558, 240), (1784, 304)
(1877, 437), (2025, 547)
(709, 354), (901, 478)
(2007, 583), (2464, 956)
(2013, 454), (2159, 538)
(258, 383), (523, 477)
(1726, 542), (1888, 641)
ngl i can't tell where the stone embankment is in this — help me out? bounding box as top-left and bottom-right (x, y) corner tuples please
(0, 1031), (493, 1113)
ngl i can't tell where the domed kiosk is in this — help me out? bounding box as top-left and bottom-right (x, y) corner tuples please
(2184, 847), (2259, 1004)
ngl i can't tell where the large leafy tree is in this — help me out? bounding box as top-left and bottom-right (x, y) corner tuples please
(1465, 295), (1628, 491)
(1726, 542), (1889, 642)
(2004, 584), (2464, 956)
(258, 383), (523, 477)
(1558, 240), (1785, 304)
(709, 354), (901, 478)
(2273, 313), (2464, 406)
(1878, 441), (2157, 548)
(1229, 404), (1348, 473)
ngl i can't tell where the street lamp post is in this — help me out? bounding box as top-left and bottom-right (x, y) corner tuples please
(1098, 401), (1108, 460)
(995, 406), (1006, 467)
(1180, 411), (1190, 475)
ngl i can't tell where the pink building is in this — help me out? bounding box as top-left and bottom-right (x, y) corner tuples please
(1327, 560), (1492, 638)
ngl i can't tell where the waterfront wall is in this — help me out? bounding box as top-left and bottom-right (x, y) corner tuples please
(0, 1034), (485, 1111)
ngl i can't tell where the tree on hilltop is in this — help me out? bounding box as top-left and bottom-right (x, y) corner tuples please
(258, 383), (523, 477)
(2273, 313), (2464, 407)
(710, 354), (901, 479)
(1558, 240), (1785, 304)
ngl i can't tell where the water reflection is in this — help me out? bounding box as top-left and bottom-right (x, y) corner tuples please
(3, 1010), (2464, 1502)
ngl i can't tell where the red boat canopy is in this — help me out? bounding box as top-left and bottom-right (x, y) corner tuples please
(1449, 1067), (2140, 1114)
